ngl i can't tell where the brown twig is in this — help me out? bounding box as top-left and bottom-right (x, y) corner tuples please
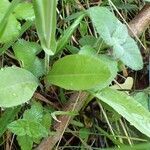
(33, 92), (60, 110)
(36, 92), (88, 150)
(128, 4), (150, 37)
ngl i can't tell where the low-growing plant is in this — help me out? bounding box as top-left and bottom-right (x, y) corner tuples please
(0, 0), (149, 149)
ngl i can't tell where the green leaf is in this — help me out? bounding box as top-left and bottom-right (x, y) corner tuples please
(79, 35), (97, 47)
(8, 119), (48, 138)
(33, 0), (57, 55)
(94, 88), (150, 137)
(0, 0), (21, 43)
(0, 20), (33, 55)
(78, 50), (118, 91)
(70, 120), (84, 127)
(56, 13), (85, 53)
(113, 36), (143, 70)
(79, 21), (88, 36)
(46, 54), (111, 90)
(17, 135), (33, 150)
(79, 45), (96, 56)
(66, 45), (79, 54)
(13, 39), (45, 77)
(79, 128), (90, 141)
(79, 36), (108, 51)
(79, 45), (97, 56)
(14, 2), (35, 21)
(42, 113), (52, 132)
(23, 102), (44, 122)
(94, 55), (118, 91)
(0, 67), (38, 107)
(88, 7), (143, 70)
(133, 92), (149, 110)
(0, 107), (20, 137)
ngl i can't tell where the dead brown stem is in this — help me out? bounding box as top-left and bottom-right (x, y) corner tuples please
(128, 4), (150, 37)
(35, 92), (88, 150)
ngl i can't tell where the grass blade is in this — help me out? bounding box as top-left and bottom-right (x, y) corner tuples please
(56, 13), (85, 53)
(33, 0), (57, 55)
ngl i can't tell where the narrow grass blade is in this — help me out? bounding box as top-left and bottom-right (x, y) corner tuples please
(33, 0), (57, 55)
(56, 13), (85, 53)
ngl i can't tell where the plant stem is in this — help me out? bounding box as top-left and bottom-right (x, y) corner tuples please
(45, 53), (50, 74)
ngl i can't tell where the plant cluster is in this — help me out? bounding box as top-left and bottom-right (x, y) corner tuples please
(0, 0), (149, 149)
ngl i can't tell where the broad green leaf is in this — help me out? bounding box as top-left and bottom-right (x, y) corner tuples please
(79, 128), (90, 141)
(13, 39), (42, 62)
(133, 92), (149, 110)
(88, 7), (117, 46)
(0, 107), (20, 137)
(33, 0), (57, 55)
(88, 7), (143, 70)
(14, 2), (35, 21)
(23, 102), (52, 132)
(66, 45), (79, 54)
(0, 21), (33, 55)
(17, 135), (33, 150)
(79, 35), (97, 47)
(145, 0), (150, 2)
(79, 50), (118, 91)
(23, 102), (44, 122)
(94, 88), (150, 137)
(13, 39), (45, 77)
(94, 55), (118, 90)
(42, 113), (52, 132)
(46, 54), (111, 90)
(79, 36), (108, 52)
(8, 119), (48, 138)
(79, 45), (97, 56)
(0, 67), (38, 107)
(0, 0), (21, 38)
(0, 0), (21, 43)
(113, 36), (143, 70)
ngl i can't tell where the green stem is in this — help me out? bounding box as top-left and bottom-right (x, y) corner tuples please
(45, 53), (50, 74)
